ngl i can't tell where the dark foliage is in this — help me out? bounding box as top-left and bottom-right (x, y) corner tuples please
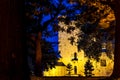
(25, 0), (115, 73)
(66, 63), (73, 75)
(84, 59), (94, 77)
(41, 40), (60, 71)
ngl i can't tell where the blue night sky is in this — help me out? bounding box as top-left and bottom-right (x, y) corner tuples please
(40, 0), (83, 57)
(26, 0), (83, 58)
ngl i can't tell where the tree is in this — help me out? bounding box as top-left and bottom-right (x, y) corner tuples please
(25, 0), (83, 76)
(25, 0), (115, 76)
(84, 59), (94, 77)
(66, 63), (73, 76)
(41, 39), (60, 71)
(66, 0), (115, 61)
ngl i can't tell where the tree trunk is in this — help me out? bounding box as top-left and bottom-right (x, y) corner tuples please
(110, 0), (120, 78)
(35, 32), (43, 76)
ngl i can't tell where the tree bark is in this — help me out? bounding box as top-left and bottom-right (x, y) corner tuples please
(35, 32), (43, 76)
(110, 0), (120, 78)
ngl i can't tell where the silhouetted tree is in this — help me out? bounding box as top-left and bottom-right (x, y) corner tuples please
(68, 0), (115, 61)
(66, 63), (73, 76)
(41, 39), (60, 71)
(84, 59), (94, 77)
(25, 0), (83, 76)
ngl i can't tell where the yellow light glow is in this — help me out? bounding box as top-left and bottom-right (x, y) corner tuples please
(43, 9), (115, 77)
(58, 29), (114, 76)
